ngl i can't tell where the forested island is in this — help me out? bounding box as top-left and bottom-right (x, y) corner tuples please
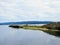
(9, 22), (60, 37)
(9, 22), (60, 30)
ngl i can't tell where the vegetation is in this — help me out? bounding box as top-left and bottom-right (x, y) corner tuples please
(9, 22), (60, 37)
(9, 22), (60, 31)
(41, 22), (60, 30)
(9, 25), (20, 28)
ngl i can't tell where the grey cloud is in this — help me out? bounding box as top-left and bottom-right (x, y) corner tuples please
(0, 0), (60, 22)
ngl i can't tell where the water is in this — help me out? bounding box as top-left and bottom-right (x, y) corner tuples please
(0, 25), (60, 45)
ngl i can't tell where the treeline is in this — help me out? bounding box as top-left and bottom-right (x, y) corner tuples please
(41, 22), (60, 30)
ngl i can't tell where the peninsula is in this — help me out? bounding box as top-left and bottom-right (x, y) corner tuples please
(9, 22), (60, 36)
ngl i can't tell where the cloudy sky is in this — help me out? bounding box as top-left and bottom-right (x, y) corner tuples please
(0, 0), (60, 22)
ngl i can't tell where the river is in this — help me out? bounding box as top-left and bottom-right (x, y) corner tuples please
(0, 25), (60, 45)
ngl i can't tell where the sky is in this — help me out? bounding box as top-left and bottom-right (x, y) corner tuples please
(0, 0), (60, 22)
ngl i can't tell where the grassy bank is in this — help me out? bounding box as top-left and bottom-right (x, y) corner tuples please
(19, 26), (60, 36)
(9, 24), (60, 37)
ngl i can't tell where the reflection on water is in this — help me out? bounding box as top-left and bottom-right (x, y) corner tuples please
(0, 25), (60, 45)
(42, 30), (60, 37)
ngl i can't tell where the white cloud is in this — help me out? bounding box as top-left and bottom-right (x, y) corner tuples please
(0, 0), (60, 22)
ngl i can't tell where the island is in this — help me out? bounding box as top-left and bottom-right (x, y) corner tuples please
(9, 22), (60, 30)
(9, 22), (60, 37)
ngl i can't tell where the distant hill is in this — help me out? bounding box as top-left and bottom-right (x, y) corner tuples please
(0, 21), (53, 25)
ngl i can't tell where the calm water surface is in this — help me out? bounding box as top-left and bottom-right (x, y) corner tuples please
(0, 25), (60, 45)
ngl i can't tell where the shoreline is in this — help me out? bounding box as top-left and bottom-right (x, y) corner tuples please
(9, 24), (60, 37)
(9, 25), (60, 31)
